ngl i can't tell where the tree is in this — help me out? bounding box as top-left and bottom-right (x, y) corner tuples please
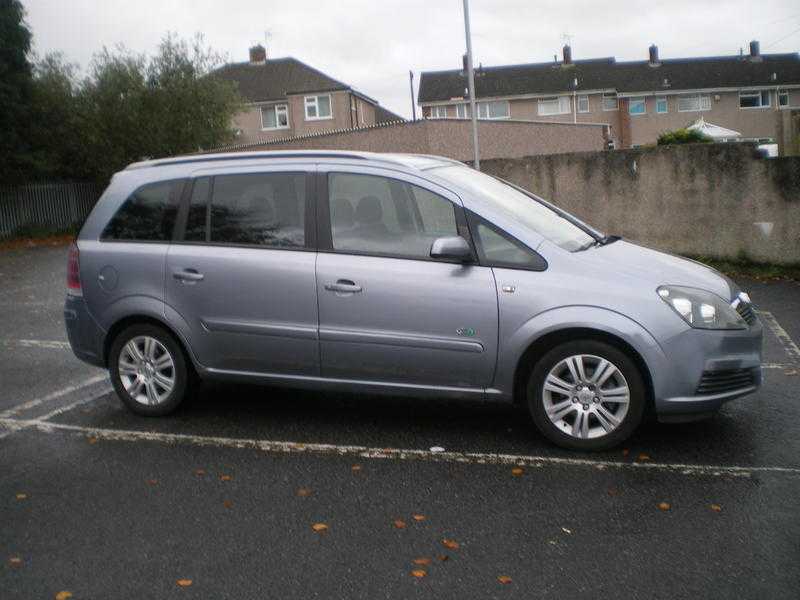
(657, 128), (712, 146)
(0, 0), (34, 183)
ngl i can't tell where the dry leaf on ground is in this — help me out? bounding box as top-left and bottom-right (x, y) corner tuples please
(176, 579), (192, 587)
(441, 539), (460, 550)
(622, 448), (630, 457)
(438, 554), (449, 562)
(55, 592), (73, 600)
(146, 479), (158, 486)
(87, 436), (98, 444)
(412, 514), (426, 521)
(410, 569), (427, 578)
(194, 469), (206, 476)
(638, 453), (651, 461)
(15, 493), (27, 500)
(296, 488), (312, 497)
(219, 474), (233, 481)
(658, 502), (671, 511)
(351, 464), (362, 472)
(561, 527), (572, 534)
(9, 557), (22, 566)
(312, 523), (329, 532)
(498, 575), (513, 584)
(223, 500), (233, 509)
(607, 487), (620, 496)
(511, 467), (524, 476)
(413, 557), (432, 566)
(710, 504), (722, 512)
(394, 519), (407, 529)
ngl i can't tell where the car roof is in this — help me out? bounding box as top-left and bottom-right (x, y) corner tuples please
(124, 150), (462, 174)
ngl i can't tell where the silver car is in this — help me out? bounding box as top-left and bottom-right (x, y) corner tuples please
(65, 151), (762, 450)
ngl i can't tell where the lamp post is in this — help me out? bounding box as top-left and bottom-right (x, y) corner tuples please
(463, 0), (480, 170)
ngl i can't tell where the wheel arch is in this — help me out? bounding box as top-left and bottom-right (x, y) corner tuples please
(103, 313), (196, 376)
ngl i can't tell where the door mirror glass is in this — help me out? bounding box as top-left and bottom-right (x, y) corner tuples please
(430, 236), (473, 262)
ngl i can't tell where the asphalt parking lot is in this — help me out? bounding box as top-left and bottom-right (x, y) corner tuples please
(1, 245), (799, 599)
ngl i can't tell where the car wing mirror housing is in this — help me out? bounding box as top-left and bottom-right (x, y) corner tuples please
(430, 236), (474, 262)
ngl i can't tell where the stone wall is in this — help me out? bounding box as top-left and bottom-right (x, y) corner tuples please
(481, 143), (800, 264)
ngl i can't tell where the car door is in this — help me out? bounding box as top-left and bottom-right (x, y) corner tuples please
(165, 164), (319, 376)
(315, 165), (498, 390)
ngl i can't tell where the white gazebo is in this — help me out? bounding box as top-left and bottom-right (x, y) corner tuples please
(687, 117), (742, 141)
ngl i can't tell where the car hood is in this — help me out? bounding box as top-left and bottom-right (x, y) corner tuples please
(574, 240), (735, 300)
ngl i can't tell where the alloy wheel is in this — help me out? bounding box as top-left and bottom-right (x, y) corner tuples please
(117, 335), (176, 406)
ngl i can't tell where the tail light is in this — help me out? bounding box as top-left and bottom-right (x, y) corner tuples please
(67, 242), (82, 295)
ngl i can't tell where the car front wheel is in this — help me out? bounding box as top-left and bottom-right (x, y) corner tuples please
(527, 340), (646, 451)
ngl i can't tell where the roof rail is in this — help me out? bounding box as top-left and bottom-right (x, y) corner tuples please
(124, 150), (378, 171)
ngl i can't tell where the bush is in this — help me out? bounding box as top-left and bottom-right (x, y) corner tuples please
(657, 128), (712, 146)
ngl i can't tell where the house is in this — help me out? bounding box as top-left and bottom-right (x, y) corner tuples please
(418, 41), (800, 149)
(215, 45), (403, 144)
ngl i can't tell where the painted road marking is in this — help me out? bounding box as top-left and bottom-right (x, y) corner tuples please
(0, 373), (108, 419)
(758, 311), (800, 365)
(1, 416), (798, 477)
(0, 338), (71, 350)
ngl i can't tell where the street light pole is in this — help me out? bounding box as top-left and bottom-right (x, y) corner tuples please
(462, 0), (480, 170)
(409, 70), (416, 121)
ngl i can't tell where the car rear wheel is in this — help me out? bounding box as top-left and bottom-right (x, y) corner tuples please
(527, 340), (646, 451)
(109, 324), (189, 416)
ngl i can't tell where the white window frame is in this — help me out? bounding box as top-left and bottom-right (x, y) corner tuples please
(430, 105), (448, 119)
(477, 100), (510, 120)
(656, 96), (668, 114)
(537, 96), (571, 116)
(456, 103), (470, 119)
(260, 103), (290, 131)
(739, 89), (771, 109)
(628, 97), (646, 116)
(304, 94), (333, 121)
(602, 92), (618, 111)
(678, 94), (711, 112)
(778, 90), (789, 107)
(577, 95), (590, 113)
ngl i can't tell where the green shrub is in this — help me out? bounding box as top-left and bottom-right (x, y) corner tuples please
(657, 128), (712, 146)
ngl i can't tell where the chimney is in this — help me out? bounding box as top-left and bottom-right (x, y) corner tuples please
(249, 44), (267, 64)
(749, 40), (761, 61)
(648, 44), (660, 66)
(562, 44), (572, 65)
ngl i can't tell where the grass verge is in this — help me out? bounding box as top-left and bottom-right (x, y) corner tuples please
(687, 255), (800, 282)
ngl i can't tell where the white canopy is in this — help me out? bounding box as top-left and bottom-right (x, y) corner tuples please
(687, 117), (741, 140)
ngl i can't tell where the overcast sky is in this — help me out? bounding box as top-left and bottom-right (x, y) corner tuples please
(22, 0), (800, 118)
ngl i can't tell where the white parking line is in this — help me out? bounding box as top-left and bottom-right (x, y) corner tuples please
(0, 373), (108, 419)
(759, 311), (800, 364)
(0, 338), (71, 350)
(1, 416), (798, 477)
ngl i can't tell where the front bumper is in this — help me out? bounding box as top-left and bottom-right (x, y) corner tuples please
(64, 294), (106, 368)
(654, 316), (763, 421)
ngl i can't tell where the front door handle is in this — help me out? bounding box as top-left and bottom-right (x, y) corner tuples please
(173, 269), (204, 283)
(324, 279), (362, 294)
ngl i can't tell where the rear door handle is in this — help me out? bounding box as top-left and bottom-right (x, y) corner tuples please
(324, 279), (362, 294)
(173, 269), (204, 283)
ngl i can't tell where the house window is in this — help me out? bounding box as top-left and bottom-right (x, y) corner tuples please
(602, 92), (618, 111)
(779, 90), (789, 107)
(577, 95), (590, 113)
(656, 97), (668, 114)
(456, 103), (470, 118)
(260, 104), (289, 130)
(678, 94), (711, 112)
(628, 97), (646, 115)
(430, 105), (448, 119)
(739, 90), (771, 109)
(477, 100), (510, 119)
(538, 96), (571, 116)
(304, 94), (332, 120)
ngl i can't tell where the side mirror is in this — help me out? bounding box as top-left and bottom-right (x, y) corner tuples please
(430, 236), (473, 262)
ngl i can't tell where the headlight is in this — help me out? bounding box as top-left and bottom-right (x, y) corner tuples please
(657, 285), (746, 330)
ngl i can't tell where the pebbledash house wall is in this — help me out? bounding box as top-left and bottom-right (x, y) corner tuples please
(231, 90), (376, 145)
(215, 118), (609, 161)
(480, 143), (800, 264)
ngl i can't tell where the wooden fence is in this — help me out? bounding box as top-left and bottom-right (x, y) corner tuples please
(0, 182), (104, 238)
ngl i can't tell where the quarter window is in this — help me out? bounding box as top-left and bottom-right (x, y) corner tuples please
(102, 180), (183, 241)
(577, 95), (590, 113)
(305, 94), (332, 120)
(656, 96), (668, 114)
(474, 220), (543, 270)
(628, 97), (646, 115)
(739, 90), (771, 109)
(538, 96), (571, 116)
(602, 92), (618, 111)
(678, 94), (711, 112)
(261, 104), (289, 129)
(208, 173), (306, 248)
(328, 173), (458, 260)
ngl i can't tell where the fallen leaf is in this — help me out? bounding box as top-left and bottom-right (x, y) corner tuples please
(394, 519), (407, 529)
(55, 592), (73, 600)
(412, 514), (426, 521)
(87, 436), (98, 445)
(607, 487), (620, 497)
(658, 502), (671, 511)
(194, 469), (206, 476)
(637, 453), (651, 462)
(710, 504), (722, 512)
(561, 527), (572, 534)
(223, 500), (233, 509)
(410, 569), (427, 578)
(622, 448), (630, 457)
(497, 575), (513, 584)
(176, 579), (192, 587)
(351, 464), (362, 472)
(784, 369), (798, 376)
(441, 539), (460, 550)
(296, 488), (312, 497)
(438, 554), (449, 562)
(15, 493), (27, 500)
(413, 557), (432, 566)
(9, 556), (22, 566)
(312, 523), (329, 532)
(547, 539), (557, 545)
(146, 479), (158, 486)
(219, 474), (233, 481)
(511, 467), (524, 477)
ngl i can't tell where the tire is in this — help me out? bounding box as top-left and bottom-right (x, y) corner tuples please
(527, 340), (646, 451)
(108, 323), (189, 416)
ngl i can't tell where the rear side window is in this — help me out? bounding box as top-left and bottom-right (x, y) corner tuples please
(102, 180), (183, 241)
(201, 172), (306, 248)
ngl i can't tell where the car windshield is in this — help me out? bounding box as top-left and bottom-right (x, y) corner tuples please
(430, 165), (596, 252)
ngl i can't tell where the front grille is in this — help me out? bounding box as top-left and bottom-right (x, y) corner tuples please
(735, 301), (757, 326)
(696, 368), (757, 395)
